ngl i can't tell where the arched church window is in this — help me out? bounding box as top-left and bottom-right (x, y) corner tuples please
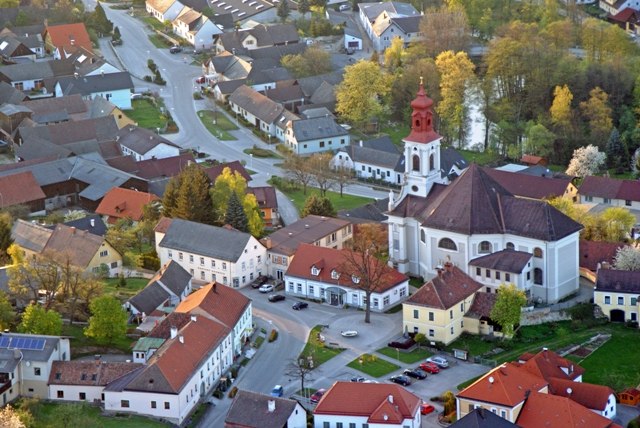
(420, 230), (426, 243)
(506, 242), (515, 250)
(438, 238), (457, 251)
(534, 268), (543, 285)
(534, 247), (543, 258)
(429, 154), (435, 171)
(479, 241), (492, 254)
(412, 154), (420, 172)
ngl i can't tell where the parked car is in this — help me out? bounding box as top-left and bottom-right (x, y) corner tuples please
(259, 284), (274, 293)
(419, 361), (440, 374)
(421, 403), (435, 415)
(169, 45), (182, 53)
(195, 76), (206, 84)
(389, 375), (412, 386)
(351, 376), (366, 382)
(292, 301), (309, 310)
(403, 368), (427, 380)
(426, 356), (449, 368)
(251, 276), (269, 288)
(271, 385), (283, 397)
(310, 388), (326, 403)
(111, 39), (122, 46)
(268, 294), (285, 302)
(339, 4), (350, 10)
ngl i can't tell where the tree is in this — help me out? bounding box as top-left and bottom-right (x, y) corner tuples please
(600, 207), (636, 242)
(308, 153), (335, 196)
(0, 212), (13, 264)
(332, 160), (352, 197)
(336, 60), (390, 127)
(210, 167), (262, 236)
(298, 0), (310, 17)
(282, 155), (313, 195)
(340, 224), (388, 323)
(281, 46), (332, 78)
(0, 405), (25, 428)
(550, 84), (573, 130)
(242, 193), (264, 238)
(18, 304), (62, 336)
(435, 50), (475, 146)
(112, 26), (121, 42)
(580, 87), (613, 148)
(59, 259), (103, 325)
(89, 2), (113, 35)
(225, 192), (248, 232)
(277, 0), (290, 22)
(566, 144), (606, 177)
(84, 296), (128, 345)
(389, 58), (439, 121)
(384, 37), (406, 72)
(0, 292), (15, 331)
(162, 164), (215, 225)
(418, 6), (469, 58)
(414, 333), (426, 349)
(614, 246), (640, 271)
(606, 128), (627, 170)
(284, 357), (314, 394)
(105, 219), (137, 256)
(490, 284), (526, 338)
(301, 195), (336, 217)
(524, 122), (555, 160)
(8, 246), (62, 309)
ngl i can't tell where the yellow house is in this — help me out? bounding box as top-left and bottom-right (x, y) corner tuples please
(594, 269), (640, 323)
(403, 263), (484, 345)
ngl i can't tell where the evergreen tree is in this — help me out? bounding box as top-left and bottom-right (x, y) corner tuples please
(112, 26), (121, 41)
(606, 128), (626, 170)
(162, 164), (215, 225)
(301, 194), (336, 217)
(277, 0), (290, 22)
(90, 2), (113, 36)
(225, 192), (248, 232)
(298, 0), (310, 17)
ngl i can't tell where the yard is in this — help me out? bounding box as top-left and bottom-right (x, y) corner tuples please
(60, 323), (135, 357)
(348, 353), (400, 377)
(102, 277), (149, 301)
(125, 99), (167, 130)
(147, 34), (172, 49)
(376, 347), (431, 364)
(269, 179), (373, 213)
(300, 325), (344, 367)
(243, 146), (282, 159)
(197, 110), (237, 141)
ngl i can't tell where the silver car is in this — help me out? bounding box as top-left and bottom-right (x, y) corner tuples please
(426, 356), (449, 368)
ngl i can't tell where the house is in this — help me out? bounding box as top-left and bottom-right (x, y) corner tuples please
(116, 125), (181, 161)
(285, 116), (350, 155)
(449, 408), (518, 428)
(0, 25), (45, 58)
(228, 85), (285, 138)
(215, 24), (299, 54)
(0, 171), (46, 214)
(548, 378), (616, 419)
(48, 361), (142, 404)
(357, 2), (421, 51)
(51, 215), (108, 237)
(126, 260), (193, 317)
(326, 10), (363, 50)
(247, 186), (279, 227)
(22, 94), (88, 124)
(594, 268), (640, 323)
(146, 0), (186, 23)
(54, 72), (135, 110)
(284, 243), (409, 311)
(202, 0), (275, 24)
(520, 154), (548, 166)
(313, 381), (422, 428)
(133, 312), (192, 361)
(261, 215), (353, 280)
(600, 0), (640, 16)
(338, 198), (389, 224)
(0, 59), (74, 95)
(0, 333), (70, 402)
(387, 82), (583, 304)
(12, 219), (123, 276)
(131, 152), (197, 180)
(0, 35), (36, 62)
(609, 8), (640, 34)
(43, 23), (93, 59)
(484, 168), (578, 201)
(578, 175), (640, 209)
(516, 348), (584, 382)
(155, 218), (267, 287)
(264, 80), (306, 112)
(225, 390), (306, 428)
(617, 388), (640, 406)
(203, 160), (251, 184)
(468, 250), (535, 295)
(96, 187), (159, 224)
(331, 137), (404, 185)
(172, 6), (222, 49)
(85, 96), (135, 129)
(0, 81), (27, 105)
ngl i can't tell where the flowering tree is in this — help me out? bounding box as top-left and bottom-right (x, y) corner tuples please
(614, 246), (640, 271)
(566, 144), (606, 177)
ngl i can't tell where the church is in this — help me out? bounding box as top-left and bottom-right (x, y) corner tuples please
(386, 82), (583, 304)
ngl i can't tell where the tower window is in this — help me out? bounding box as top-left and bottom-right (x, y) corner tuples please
(415, 119), (420, 128)
(429, 153), (434, 171)
(412, 154), (420, 171)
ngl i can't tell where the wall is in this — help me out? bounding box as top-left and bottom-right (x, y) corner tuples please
(87, 241), (122, 277)
(49, 384), (104, 403)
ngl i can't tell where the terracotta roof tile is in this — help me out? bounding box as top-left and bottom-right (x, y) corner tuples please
(466, 292), (497, 319)
(176, 282), (250, 330)
(95, 187), (159, 222)
(49, 361), (142, 386)
(516, 391), (616, 428)
(406, 265), (482, 310)
(45, 23), (93, 54)
(147, 312), (192, 339)
(548, 378), (614, 411)
(579, 240), (622, 271)
(134, 152), (195, 180)
(517, 348), (584, 382)
(154, 217), (173, 234)
(0, 171), (45, 206)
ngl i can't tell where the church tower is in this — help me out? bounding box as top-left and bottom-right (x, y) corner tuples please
(402, 78), (443, 198)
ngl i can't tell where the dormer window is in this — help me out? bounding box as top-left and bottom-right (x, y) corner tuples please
(331, 270), (340, 280)
(352, 275), (360, 284)
(311, 266), (320, 276)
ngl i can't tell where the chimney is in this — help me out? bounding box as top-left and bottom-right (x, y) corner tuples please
(268, 399), (276, 413)
(444, 261), (453, 273)
(191, 315), (197, 322)
(388, 394), (393, 404)
(178, 335), (184, 344)
(170, 326), (178, 339)
(262, 237), (272, 249)
(71, 226), (76, 234)
(359, 139), (363, 147)
(100, 70), (104, 77)
(73, 72), (78, 79)
(436, 265), (444, 277)
(90, 218), (95, 227)
(566, 387), (572, 396)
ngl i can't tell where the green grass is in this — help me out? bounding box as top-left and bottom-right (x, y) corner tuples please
(348, 353), (401, 377)
(125, 99), (167, 129)
(102, 277), (149, 300)
(385, 303), (403, 313)
(380, 123), (411, 146)
(197, 110), (237, 140)
(254, 336), (265, 348)
(409, 277), (424, 288)
(377, 347), (431, 364)
(148, 34), (172, 49)
(61, 324), (135, 357)
(243, 146), (282, 159)
(25, 402), (168, 427)
(141, 16), (166, 31)
(274, 185), (373, 213)
(459, 149), (501, 166)
(300, 325), (344, 368)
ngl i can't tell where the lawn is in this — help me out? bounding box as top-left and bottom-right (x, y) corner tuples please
(377, 347), (431, 364)
(61, 324), (135, 357)
(458, 149), (501, 166)
(300, 325), (344, 368)
(348, 353), (400, 377)
(148, 34), (172, 49)
(197, 110), (237, 141)
(103, 277), (149, 300)
(24, 401), (168, 427)
(244, 146), (282, 159)
(380, 123), (411, 147)
(125, 99), (167, 130)
(141, 16), (166, 31)
(272, 183), (373, 213)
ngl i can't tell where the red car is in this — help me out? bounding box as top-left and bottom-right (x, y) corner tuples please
(310, 388), (326, 403)
(421, 403), (435, 415)
(419, 362), (440, 374)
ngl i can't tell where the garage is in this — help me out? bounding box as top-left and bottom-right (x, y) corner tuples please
(610, 309), (625, 322)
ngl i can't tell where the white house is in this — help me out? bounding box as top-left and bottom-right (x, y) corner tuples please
(172, 7), (222, 49)
(284, 243), (409, 312)
(55, 72), (134, 110)
(284, 116), (350, 155)
(386, 82), (583, 304)
(228, 85), (285, 140)
(331, 137), (404, 185)
(578, 175), (640, 210)
(146, 0), (185, 22)
(468, 250), (534, 295)
(357, 2), (421, 51)
(116, 125), (181, 161)
(155, 218), (267, 288)
(313, 382), (422, 428)
(226, 390), (307, 428)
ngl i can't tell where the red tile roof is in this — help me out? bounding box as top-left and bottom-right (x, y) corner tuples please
(95, 187), (159, 222)
(285, 243), (408, 292)
(457, 363), (548, 407)
(516, 391), (617, 428)
(548, 378), (614, 411)
(521, 154), (547, 165)
(517, 348), (584, 382)
(579, 240), (622, 271)
(314, 382), (420, 421)
(176, 282), (250, 330)
(49, 360), (142, 386)
(147, 312), (192, 339)
(405, 265), (482, 310)
(45, 23), (93, 54)
(579, 176), (640, 201)
(610, 7), (639, 23)
(0, 171), (45, 206)
(154, 217), (173, 234)
(484, 168), (572, 200)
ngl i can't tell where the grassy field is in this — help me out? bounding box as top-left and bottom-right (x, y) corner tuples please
(300, 325), (344, 367)
(23, 401), (168, 427)
(61, 324), (135, 357)
(125, 99), (167, 129)
(348, 353), (400, 377)
(141, 16), (166, 31)
(273, 184), (373, 213)
(197, 110), (237, 140)
(458, 149), (501, 166)
(243, 146), (282, 159)
(148, 34), (172, 49)
(377, 347), (431, 364)
(103, 277), (149, 300)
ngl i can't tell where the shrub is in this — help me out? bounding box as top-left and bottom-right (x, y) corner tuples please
(227, 386), (238, 398)
(230, 366), (239, 378)
(147, 59), (156, 71)
(212, 390), (224, 399)
(628, 416), (640, 428)
(140, 251), (160, 271)
(567, 303), (595, 321)
(118, 274), (127, 288)
(626, 320), (639, 329)
(144, 75), (152, 82)
(388, 338), (415, 349)
(193, 92), (203, 100)
(268, 329), (278, 342)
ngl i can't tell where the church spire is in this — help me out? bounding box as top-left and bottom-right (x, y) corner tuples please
(405, 78), (440, 144)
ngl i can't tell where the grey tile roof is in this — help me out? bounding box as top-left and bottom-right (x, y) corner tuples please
(12, 219), (52, 253)
(150, 260), (191, 297)
(440, 146), (468, 178)
(229, 85), (284, 124)
(346, 144), (401, 169)
(468, 250), (532, 274)
(338, 198), (389, 224)
(262, 215), (350, 256)
(0, 104), (31, 115)
(0, 61), (55, 81)
(298, 71), (343, 98)
(116, 125), (178, 155)
(215, 79), (247, 95)
(59, 214), (107, 237)
(450, 408), (518, 428)
(393, 15), (421, 33)
(73, 157), (141, 201)
(56, 71), (134, 97)
(225, 390), (300, 427)
(595, 269), (640, 294)
(218, 24), (298, 52)
(128, 282), (170, 314)
(359, 1), (419, 22)
(291, 116), (348, 142)
(0, 333), (62, 368)
(0, 81), (26, 104)
(159, 219), (252, 262)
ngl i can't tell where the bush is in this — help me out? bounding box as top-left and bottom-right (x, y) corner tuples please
(147, 59), (156, 71)
(268, 329), (278, 342)
(230, 366), (239, 378)
(628, 416), (640, 428)
(388, 338), (415, 349)
(626, 320), (639, 329)
(228, 386), (238, 398)
(212, 390), (224, 399)
(193, 92), (203, 100)
(144, 75), (152, 82)
(567, 303), (595, 321)
(140, 251), (160, 271)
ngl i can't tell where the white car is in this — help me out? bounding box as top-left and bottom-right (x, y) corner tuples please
(259, 284), (275, 293)
(426, 356), (449, 368)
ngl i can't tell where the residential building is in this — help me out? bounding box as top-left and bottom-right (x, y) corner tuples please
(247, 186), (279, 227)
(0, 333), (70, 402)
(579, 240), (623, 277)
(449, 408), (518, 428)
(55, 72), (135, 110)
(203, 160), (251, 184)
(0, 59), (74, 94)
(228, 85), (285, 138)
(313, 381), (422, 428)
(22, 94), (88, 123)
(215, 24), (299, 54)
(599, 0), (640, 16)
(515, 348), (584, 382)
(387, 82), (583, 303)
(357, 2), (421, 51)
(468, 250), (534, 295)
(225, 390), (306, 428)
(50, 215), (108, 237)
(96, 187), (159, 224)
(146, 0), (185, 22)
(261, 215), (353, 280)
(0, 35), (36, 62)
(43, 23), (93, 59)
(516, 391), (618, 428)
(0, 171), (46, 214)
(12, 219), (123, 276)
(609, 8), (640, 34)
(117, 125), (181, 160)
(332, 137), (404, 185)
(0, 25), (45, 58)
(284, 243), (409, 311)
(285, 116), (350, 155)
(484, 168), (578, 201)
(85, 96), (135, 129)
(172, 7), (222, 49)
(594, 268), (640, 323)
(548, 378), (616, 419)
(578, 175), (640, 209)
(155, 218), (267, 287)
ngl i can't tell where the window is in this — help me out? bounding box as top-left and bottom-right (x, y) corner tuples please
(604, 198), (611, 204)
(420, 229), (426, 243)
(189, 255), (194, 263)
(179, 252), (183, 261)
(373, 298), (379, 307)
(412, 154), (420, 171)
(350, 423), (356, 428)
(500, 410), (507, 418)
(534, 247), (543, 258)
(604, 296), (611, 304)
(505, 273), (511, 282)
(413, 309), (419, 319)
(633, 313), (637, 321)
(241, 262), (246, 271)
(495, 271), (501, 280)
(257, 255), (261, 263)
(100, 250), (108, 257)
(200, 257), (204, 265)
(168, 250), (173, 259)
(312, 266), (320, 276)
(400, 288), (407, 297)
(57, 390), (64, 398)
(233, 278), (240, 287)
(626, 200), (632, 206)
(223, 276), (228, 284)
(534, 268), (543, 285)
(429, 153), (435, 170)
(585, 195), (593, 202)
(337, 423), (343, 428)
(79, 392), (86, 400)
(618, 296), (624, 305)
(323, 423), (330, 428)
(352, 275), (360, 284)
(485, 269), (490, 278)
(121, 400), (130, 408)
(211, 260), (216, 268)
(222, 262), (227, 269)
(331, 270), (340, 279)
(438, 238), (457, 251)
(450, 326), (454, 334)
(309, 285), (314, 294)
(632, 297), (637, 305)
(479, 241), (492, 253)
(297, 284), (302, 293)
(428, 329), (435, 337)
(110, 261), (118, 268)
(383, 296), (390, 305)
(476, 267), (481, 276)
(429, 312), (434, 321)
(527, 271), (531, 281)
(487, 287), (491, 293)
(506, 242), (515, 250)
(450, 310), (453, 319)
(200, 271), (205, 280)
(34, 368), (41, 376)
(460, 302), (464, 312)
(319, 141), (325, 148)
(164, 402), (170, 409)
(151, 401), (156, 409)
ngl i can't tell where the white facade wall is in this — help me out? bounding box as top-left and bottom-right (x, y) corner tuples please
(120, 142), (180, 161)
(54, 84), (132, 110)
(580, 195), (640, 210)
(11, 78), (40, 91)
(146, 1), (185, 22)
(231, 304), (253, 355)
(49, 384), (104, 403)
(285, 133), (350, 155)
(85, 63), (121, 76)
(315, 409), (420, 427)
(598, 393), (617, 419)
(344, 33), (363, 50)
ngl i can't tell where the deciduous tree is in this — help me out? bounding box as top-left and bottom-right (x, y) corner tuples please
(308, 153), (335, 196)
(580, 87), (613, 148)
(490, 284), (526, 338)
(565, 144), (606, 177)
(0, 405), (25, 428)
(301, 195), (336, 217)
(281, 46), (332, 78)
(242, 193), (264, 238)
(84, 296), (128, 345)
(389, 58), (439, 122)
(550, 85), (573, 130)
(600, 207), (636, 242)
(162, 164), (215, 225)
(384, 37), (406, 72)
(0, 292), (15, 331)
(18, 304), (62, 336)
(284, 357), (314, 395)
(418, 6), (469, 58)
(524, 122), (555, 160)
(282, 155), (313, 195)
(8, 245), (62, 309)
(614, 246), (640, 271)
(0, 212), (13, 264)
(298, 0), (310, 17)
(336, 61), (390, 127)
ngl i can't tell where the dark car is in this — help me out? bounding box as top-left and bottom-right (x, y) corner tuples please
(310, 388), (326, 403)
(389, 375), (412, 386)
(251, 275), (269, 288)
(351, 376), (365, 382)
(169, 45), (182, 53)
(403, 368), (427, 380)
(292, 301), (309, 310)
(268, 294), (285, 302)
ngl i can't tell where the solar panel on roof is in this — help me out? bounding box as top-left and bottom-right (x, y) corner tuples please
(0, 337), (9, 348)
